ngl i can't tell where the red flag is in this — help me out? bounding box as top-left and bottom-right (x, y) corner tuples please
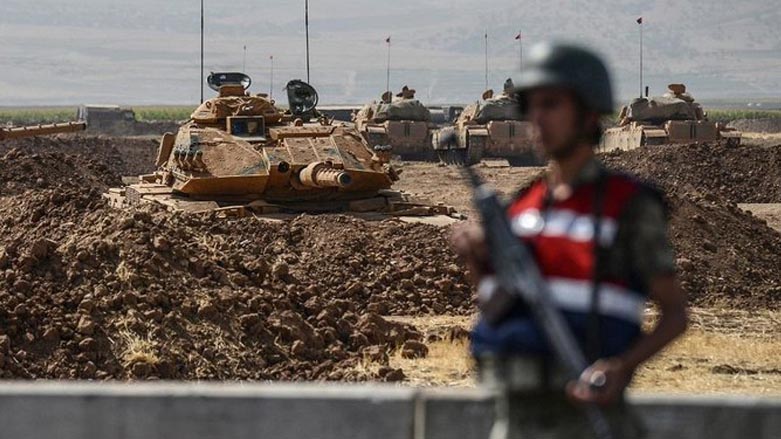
(636, 16), (643, 24)
(515, 33), (522, 40)
(385, 36), (391, 44)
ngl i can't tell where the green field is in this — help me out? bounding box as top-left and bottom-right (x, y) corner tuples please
(0, 106), (195, 125)
(705, 109), (781, 122)
(2, 105), (780, 127)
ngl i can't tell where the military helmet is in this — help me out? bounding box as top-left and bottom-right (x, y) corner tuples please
(515, 42), (614, 114)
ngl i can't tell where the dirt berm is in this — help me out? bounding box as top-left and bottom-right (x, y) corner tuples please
(0, 144), (472, 381)
(602, 142), (781, 203)
(603, 143), (781, 308)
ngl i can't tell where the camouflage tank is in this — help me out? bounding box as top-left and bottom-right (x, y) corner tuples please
(352, 86), (436, 161)
(0, 122), (87, 141)
(105, 73), (454, 220)
(432, 79), (537, 166)
(600, 84), (741, 151)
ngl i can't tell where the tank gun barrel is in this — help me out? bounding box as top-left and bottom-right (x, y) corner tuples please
(0, 121), (87, 141)
(299, 162), (352, 188)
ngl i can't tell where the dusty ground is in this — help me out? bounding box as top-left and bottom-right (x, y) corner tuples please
(393, 161), (544, 216)
(387, 308), (781, 396)
(0, 134), (779, 395)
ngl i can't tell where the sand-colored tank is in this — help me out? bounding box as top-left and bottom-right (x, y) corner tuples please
(105, 73), (454, 220)
(352, 86), (436, 161)
(600, 84), (741, 151)
(432, 79), (536, 166)
(0, 122), (87, 141)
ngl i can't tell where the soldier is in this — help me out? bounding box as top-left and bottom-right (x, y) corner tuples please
(452, 42), (688, 438)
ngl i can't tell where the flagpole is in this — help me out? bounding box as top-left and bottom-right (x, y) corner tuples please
(484, 31), (489, 91)
(242, 45), (247, 72)
(305, 0), (311, 83)
(386, 37), (391, 95)
(269, 55), (274, 100)
(518, 29), (523, 71)
(639, 18), (644, 98)
(200, 0), (204, 103)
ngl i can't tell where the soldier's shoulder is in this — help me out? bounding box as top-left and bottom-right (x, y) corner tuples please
(510, 173), (547, 200)
(605, 168), (670, 215)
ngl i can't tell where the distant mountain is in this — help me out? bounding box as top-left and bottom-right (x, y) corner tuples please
(1, 0), (778, 106)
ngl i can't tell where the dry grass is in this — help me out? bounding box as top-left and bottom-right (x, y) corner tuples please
(634, 328), (781, 395)
(385, 308), (781, 395)
(118, 329), (159, 367)
(389, 339), (475, 387)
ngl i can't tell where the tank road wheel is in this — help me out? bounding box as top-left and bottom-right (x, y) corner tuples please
(462, 133), (485, 166)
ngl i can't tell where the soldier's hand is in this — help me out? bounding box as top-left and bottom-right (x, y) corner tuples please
(566, 358), (634, 406)
(451, 221), (491, 280)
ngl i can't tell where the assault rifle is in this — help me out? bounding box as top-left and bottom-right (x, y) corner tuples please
(465, 166), (615, 439)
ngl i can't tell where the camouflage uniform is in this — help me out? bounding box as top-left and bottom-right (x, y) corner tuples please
(475, 158), (674, 439)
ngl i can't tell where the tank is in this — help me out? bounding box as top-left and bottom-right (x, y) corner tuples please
(600, 84), (742, 151)
(0, 122), (87, 141)
(352, 86), (437, 161)
(432, 79), (537, 166)
(105, 73), (455, 220)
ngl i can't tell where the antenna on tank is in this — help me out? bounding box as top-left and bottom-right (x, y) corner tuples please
(305, 0), (311, 83)
(270, 55), (275, 100)
(200, 0), (205, 103)
(637, 16), (644, 98)
(484, 31), (489, 91)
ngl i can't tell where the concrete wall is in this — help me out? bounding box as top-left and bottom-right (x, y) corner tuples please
(0, 382), (777, 439)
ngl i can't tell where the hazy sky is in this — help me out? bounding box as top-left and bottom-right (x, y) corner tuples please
(1, 0), (779, 106)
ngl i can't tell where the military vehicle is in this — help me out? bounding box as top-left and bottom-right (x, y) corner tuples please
(105, 73), (454, 220)
(0, 122), (87, 141)
(77, 105), (178, 135)
(432, 79), (536, 166)
(352, 86), (437, 161)
(600, 84), (741, 151)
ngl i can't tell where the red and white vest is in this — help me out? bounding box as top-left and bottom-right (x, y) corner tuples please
(506, 173), (648, 327)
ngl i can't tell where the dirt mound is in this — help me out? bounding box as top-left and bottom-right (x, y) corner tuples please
(0, 143), (473, 380)
(0, 149), (119, 195)
(667, 193), (781, 308)
(603, 144), (781, 308)
(0, 206), (469, 380)
(0, 135), (158, 178)
(602, 143), (781, 203)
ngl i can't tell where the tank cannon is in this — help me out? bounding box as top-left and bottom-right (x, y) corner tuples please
(0, 121), (87, 141)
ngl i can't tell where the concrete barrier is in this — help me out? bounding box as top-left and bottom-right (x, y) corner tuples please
(0, 382), (777, 439)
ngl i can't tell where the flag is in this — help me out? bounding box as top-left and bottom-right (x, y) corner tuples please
(386, 36), (391, 44)
(636, 16), (643, 24)
(515, 32), (522, 40)
(269, 55), (273, 60)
